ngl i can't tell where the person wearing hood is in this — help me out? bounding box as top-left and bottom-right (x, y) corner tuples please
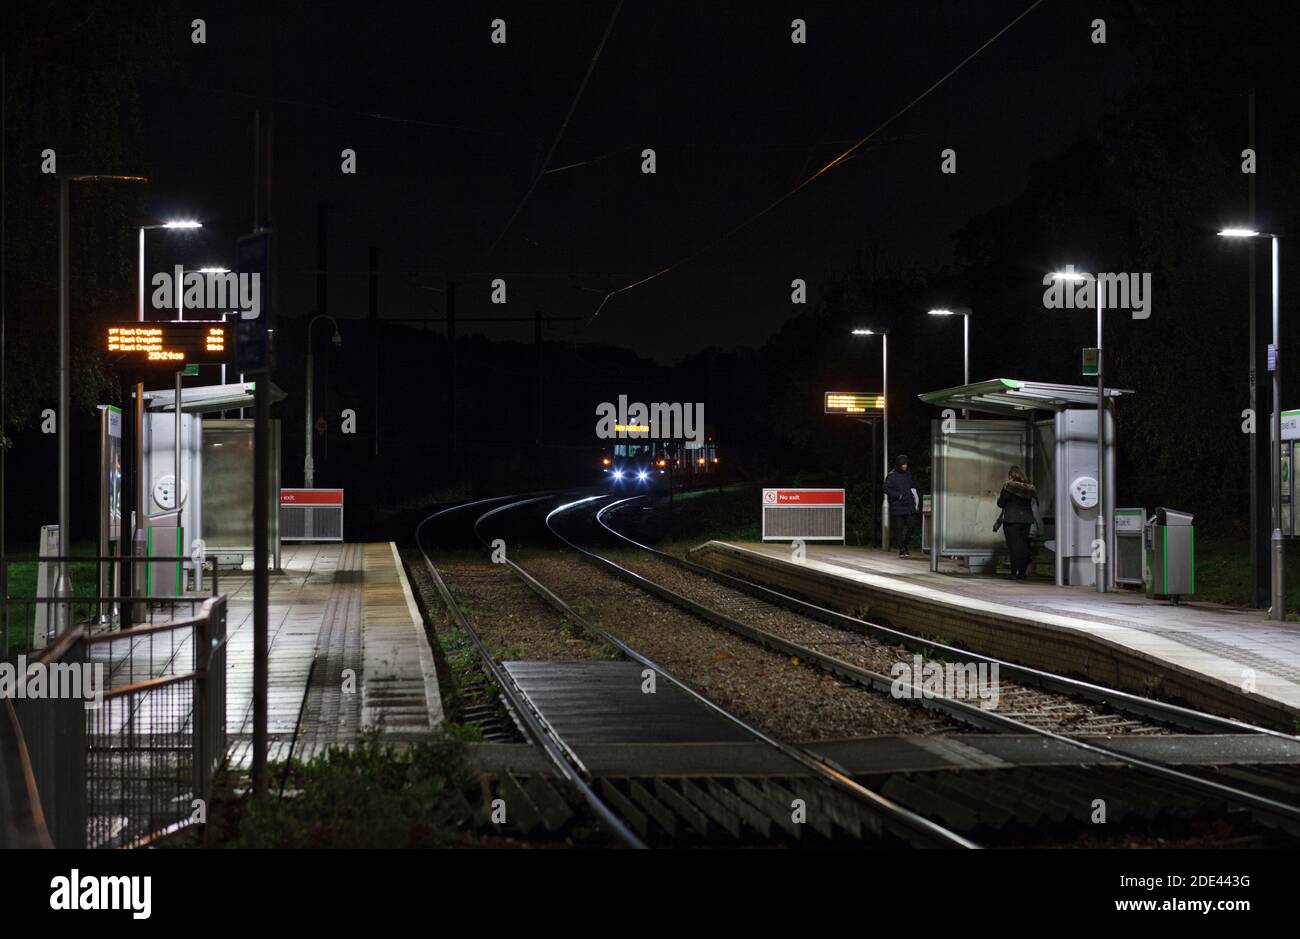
(997, 465), (1038, 580)
(883, 454), (919, 558)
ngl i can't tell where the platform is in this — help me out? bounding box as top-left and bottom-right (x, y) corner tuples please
(221, 542), (443, 767)
(692, 542), (1300, 730)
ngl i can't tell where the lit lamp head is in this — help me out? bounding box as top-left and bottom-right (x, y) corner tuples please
(1218, 228), (1261, 238)
(162, 220), (203, 230)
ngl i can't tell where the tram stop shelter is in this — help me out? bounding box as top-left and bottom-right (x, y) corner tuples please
(129, 380), (287, 576)
(918, 378), (1133, 587)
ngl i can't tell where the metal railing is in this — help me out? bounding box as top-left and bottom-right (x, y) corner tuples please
(2, 595), (227, 848)
(9, 626), (88, 848)
(85, 596), (227, 848)
(1, 697), (55, 848)
(1, 554), (222, 657)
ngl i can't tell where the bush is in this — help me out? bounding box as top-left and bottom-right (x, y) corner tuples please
(205, 729), (480, 848)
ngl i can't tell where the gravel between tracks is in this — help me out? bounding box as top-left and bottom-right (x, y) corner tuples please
(513, 548), (954, 741)
(433, 550), (612, 661)
(592, 541), (1174, 737)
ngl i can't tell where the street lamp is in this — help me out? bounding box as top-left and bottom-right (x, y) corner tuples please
(852, 328), (889, 547)
(305, 314), (343, 488)
(53, 172), (146, 637)
(126, 219), (200, 619)
(1052, 268), (1109, 593)
(138, 220), (202, 318)
(197, 268), (236, 387)
(926, 308), (971, 387)
(928, 307), (971, 418)
(1219, 228), (1283, 620)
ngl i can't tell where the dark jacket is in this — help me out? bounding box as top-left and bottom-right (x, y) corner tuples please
(883, 469), (917, 517)
(997, 479), (1037, 525)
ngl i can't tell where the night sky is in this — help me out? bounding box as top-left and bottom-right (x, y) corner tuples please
(5, 0), (1292, 541)
(136, 0), (1128, 362)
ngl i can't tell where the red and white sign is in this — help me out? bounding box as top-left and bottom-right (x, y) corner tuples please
(280, 488), (344, 506)
(762, 488), (845, 506)
(761, 488), (845, 542)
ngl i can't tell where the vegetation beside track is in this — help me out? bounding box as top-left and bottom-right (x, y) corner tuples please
(195, 730), (483, 848)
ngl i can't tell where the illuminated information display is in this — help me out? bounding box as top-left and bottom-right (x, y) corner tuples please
(105, 321), (234, 365)
(824, 391), (884, 414)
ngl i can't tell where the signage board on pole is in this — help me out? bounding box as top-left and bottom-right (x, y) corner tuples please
(761, 488), (845, 542)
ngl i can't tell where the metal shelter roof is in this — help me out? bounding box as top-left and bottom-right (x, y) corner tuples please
(142, 381), (286, 414)
(918, 378), (1134, 417)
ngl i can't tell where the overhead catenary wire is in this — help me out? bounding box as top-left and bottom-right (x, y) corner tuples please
(486, 0), (625, 257)
(586, 0), (1048, 324)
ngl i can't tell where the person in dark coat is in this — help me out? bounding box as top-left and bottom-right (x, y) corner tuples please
(883, 454), (919, 557)
(997, 465), (1037, 579)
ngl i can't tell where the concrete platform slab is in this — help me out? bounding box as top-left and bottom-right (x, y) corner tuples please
(693, 541), (1300, 730)
(218, 541), (442, 768)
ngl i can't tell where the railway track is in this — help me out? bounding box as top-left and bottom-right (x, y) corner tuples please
(544, 494), (1300, 838)
(416, 493), (647, 848)
(414, 491), (1300, 846)
(420, 492), (978, 847)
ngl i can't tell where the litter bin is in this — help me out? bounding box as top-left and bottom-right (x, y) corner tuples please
(1144, 508), (1194, 601)
(1114, 508), (1146, 586)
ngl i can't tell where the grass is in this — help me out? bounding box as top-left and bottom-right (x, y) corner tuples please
(3, 540), (102, 654)
(197, 729), (482, 848)
(655, 483), (762, 557)
(1191, 531), (1300, 616)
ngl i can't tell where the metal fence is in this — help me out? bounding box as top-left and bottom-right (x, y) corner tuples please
(9, 626), (88, 848)
(85, 596), (228, 848)
(2, 595), (227, 848)
(1, 697), (55, 848)
(1, 554), (222, 657)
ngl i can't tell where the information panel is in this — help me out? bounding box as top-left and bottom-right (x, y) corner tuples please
(761, 488), (845, 542)
(824, 391), (884, 415)
(105, 321), (234, 364)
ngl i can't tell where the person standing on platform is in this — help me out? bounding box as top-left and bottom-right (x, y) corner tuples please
(997, 465), (1037, 580)
(883, 454), (919, 558)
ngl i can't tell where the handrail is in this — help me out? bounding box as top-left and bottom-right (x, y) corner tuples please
(1, 698), (54, 849)
(24, 623), (86, 667)
(85, 596), (224, 645)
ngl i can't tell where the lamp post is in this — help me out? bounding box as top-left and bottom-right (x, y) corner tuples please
(135, 222), (203, 495)
(53, 172), (146, 636)
(127, 220), (199, 614)
(852, 328), (888, 547)
(138, 220), (201, 318)
(196, 269), (235, 389)
(1053, 269), (1108, 593)
(928, 307), (971, 418)
(305, 314), (342, 488)
(1219, 228), (1283, 619)
(926, 307), (971, 386)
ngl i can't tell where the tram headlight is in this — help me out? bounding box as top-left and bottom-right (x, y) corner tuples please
(637, 470), (649, 481)
(613, 469), (624, 480)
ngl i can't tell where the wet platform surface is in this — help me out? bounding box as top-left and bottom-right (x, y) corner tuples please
(695, 542), (1300, 728)
(86, 543), (439, 764)
(216, 542), (442, 766)
(503, 660), (754, 749)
